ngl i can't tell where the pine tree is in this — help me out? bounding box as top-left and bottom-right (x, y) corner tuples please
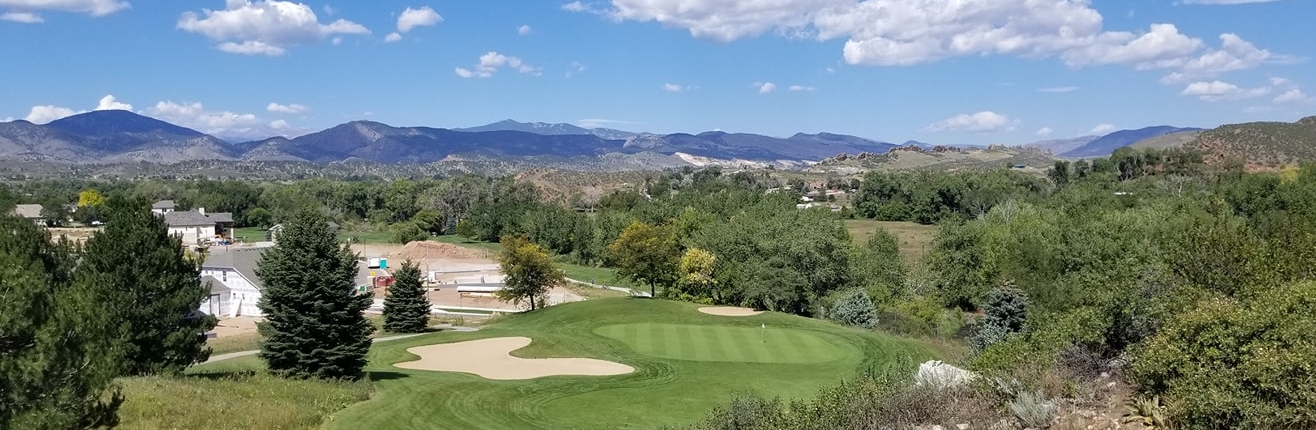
(256, 209), (373, 380)
(383, 260), (431, 333)
(77, 197), (216, 376)
(1, 213), (123, 429)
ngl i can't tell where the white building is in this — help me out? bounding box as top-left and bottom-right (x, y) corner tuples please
(164, 208), (233, 246)
(197, 245), (385, 318)
(151, 200), (176, 215)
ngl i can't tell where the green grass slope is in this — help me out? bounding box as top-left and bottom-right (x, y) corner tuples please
(332, 298), (937, 429)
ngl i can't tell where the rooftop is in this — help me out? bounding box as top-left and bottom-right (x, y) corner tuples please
(12, 204), (42, 219)
(165, 210), (234, 227)
(152, 200), (175, 209)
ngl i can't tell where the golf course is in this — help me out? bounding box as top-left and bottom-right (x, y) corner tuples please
(125, 298), (942, 429)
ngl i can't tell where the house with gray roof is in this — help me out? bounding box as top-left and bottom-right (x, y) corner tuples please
(10, 204), (44, 226)
(151, 200), (176, 215)
(198, 245), (387, 317)
(164, 208), (235, 246)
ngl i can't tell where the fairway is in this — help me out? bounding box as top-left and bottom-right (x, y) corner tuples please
(127, 298), (942, 429)
(595, 323), (846, 364)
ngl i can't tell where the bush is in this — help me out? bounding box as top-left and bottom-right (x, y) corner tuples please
(829, 289), (878, 329)
(971, 285), (1029, 353)
(390, 222), (428, 244)
(1007, 389), (1057, 429)
(1131, 282), (1316, 429)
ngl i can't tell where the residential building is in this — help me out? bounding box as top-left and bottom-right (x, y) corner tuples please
(198, 245), (385, 317)
(164, 208), (234, 246)
(151, 200), (176, 215)
(11, 204), (44, 226)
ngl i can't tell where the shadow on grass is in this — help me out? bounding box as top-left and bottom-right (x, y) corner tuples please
(367, 371), (411, 381)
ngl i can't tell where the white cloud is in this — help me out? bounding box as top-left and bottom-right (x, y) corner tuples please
(95, 95), (132, 111)
(20, 94), (132, 123)
(1274, 89), (1312, 104)
(602, 0), (1285, 85)
(0, 0), (127, 17)
(321, 4), (333, 15)
(1180, 80), (1270, 101)
(566, 61), (587, 77)
(927, 111), (1012, 133)
(788, 85), (815, 92)
(331, 36), (342, 45)
(755, 82), (776, 94)
(24, 105), (78, 124)
(1038, 87), (1079, 93)
(454, 51), (540, 78)
(177, 1), (370, 56)
(576, 118), (640, 129)
(1089, 124), (1118, 135)
(146, 100), (308, 139)
(396, 6), (441, 33)
(266, 102), (307, 113)
(1182, 0), (1284, 4)
(1, 12), (42, 23)
(384, 32), (401, 42)
(1155, 34), (1281, 84)
(663, 83), (687, 93)
(561, 1), (589, 12)
(1036, 127), (1054, 137)
(518, 25), (532, 35)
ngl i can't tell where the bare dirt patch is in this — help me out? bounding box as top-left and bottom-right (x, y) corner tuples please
(393, 337), (634, 380)
(210, 316), (261, 338)
(698, 306), (763, 317)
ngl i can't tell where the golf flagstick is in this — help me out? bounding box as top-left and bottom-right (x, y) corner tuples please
(761, 323), (765, 343)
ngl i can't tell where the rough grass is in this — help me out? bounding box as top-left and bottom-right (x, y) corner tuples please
(844, 219), (938, 262)
(206, 331), (262, 355)
(118, 364), (371, 430)
(327, 298), (940, 429)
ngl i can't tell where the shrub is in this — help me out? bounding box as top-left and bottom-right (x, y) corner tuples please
(971, 285), (1029, 353)
(1131, 282), (1316, 429)
(390, 222), (428, 244)
(1008, 389), (1057, 429)
(829, 288), (878, 329)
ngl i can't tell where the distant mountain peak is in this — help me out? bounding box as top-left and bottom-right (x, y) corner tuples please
(48, 109), (204, 137)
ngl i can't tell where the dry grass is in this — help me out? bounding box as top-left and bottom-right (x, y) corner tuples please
(117, 370), (372, 430)
(206, 331), (263, 356)
(844, 219), (937, 263)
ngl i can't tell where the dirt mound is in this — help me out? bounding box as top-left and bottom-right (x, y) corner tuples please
(395, 241), (482, 260)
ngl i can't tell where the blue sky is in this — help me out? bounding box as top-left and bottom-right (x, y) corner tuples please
(1, 0), (1312, 145)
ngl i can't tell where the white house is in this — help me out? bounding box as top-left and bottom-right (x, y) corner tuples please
(151, 200), (176, 215)
(197, 245), (386, 318)
(11, 204), (44, 226)
(198, 247), (266, 317)
(164, 208), (234, 246)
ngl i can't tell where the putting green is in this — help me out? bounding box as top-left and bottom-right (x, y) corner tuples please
(594, 323), (846, 364)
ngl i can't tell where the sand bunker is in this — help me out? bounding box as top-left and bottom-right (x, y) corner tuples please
(698, 306), (763, 317)
(393, 337), (634, 380)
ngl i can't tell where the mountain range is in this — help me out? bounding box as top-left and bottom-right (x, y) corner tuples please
(0, 110), (1253, 168)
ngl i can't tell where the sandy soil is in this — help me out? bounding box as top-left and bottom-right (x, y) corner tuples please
(210, 316), (261, 338)
(394, 337), (634, 380)
(698, 306), (763, 317)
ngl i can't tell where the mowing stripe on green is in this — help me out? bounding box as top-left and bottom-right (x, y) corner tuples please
(594, 323), (846, 364)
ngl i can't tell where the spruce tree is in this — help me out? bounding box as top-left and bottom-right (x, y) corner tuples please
(77, 197), (216, 376)
(382, 260), (431, 333)
(0, 213), (123, 429)
(256, 209), (373, 380)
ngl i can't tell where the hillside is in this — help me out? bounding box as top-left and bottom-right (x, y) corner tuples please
(1129, 130), (1203, 151)
(807, 145), (1056, 175)
(1185, 116), (1316, 166)
(1062, 126), (1203, 158)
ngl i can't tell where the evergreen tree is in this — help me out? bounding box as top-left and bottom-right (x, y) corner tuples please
(971, 284), (1029, 353)
(256, 209), (373, 380)
(77, 197), (216, 376)
(383, 260), (431, 333)
(0, 213), (123, 429)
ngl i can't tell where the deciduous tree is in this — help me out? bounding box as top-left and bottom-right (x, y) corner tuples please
(497, 236), (563, 311)
(256, 209), (373, 380)
(608, 221), (680, 298)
